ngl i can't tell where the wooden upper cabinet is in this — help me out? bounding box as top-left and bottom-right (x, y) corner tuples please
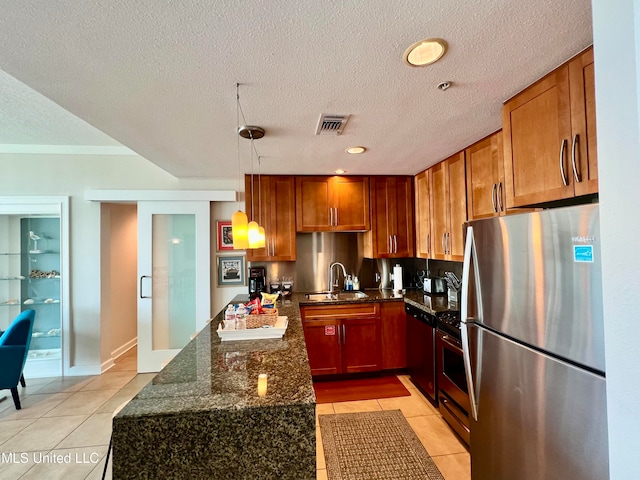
(466, 131), (506, 220)
(245, 175), (296, 261)
(333, 177), (370, 231)
(415, 169), (431, 258)
(295, 176), (331, 231)
(569, 48), (598, 196)
(447, 153), (467, 258)
(296, 176), (370, 232)
(364, 176), (414, 258)
(430, 152), (466, 261)
(430, 161), (449, 259)
(503, 46), (597, 207)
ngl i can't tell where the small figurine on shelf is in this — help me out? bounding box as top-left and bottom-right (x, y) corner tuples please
(29, 231), (42, 253)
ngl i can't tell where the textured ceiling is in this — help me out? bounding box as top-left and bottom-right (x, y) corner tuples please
(0, 0), (592, 179)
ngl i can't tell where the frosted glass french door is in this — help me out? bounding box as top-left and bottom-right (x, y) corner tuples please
(137, 201), (210, 373)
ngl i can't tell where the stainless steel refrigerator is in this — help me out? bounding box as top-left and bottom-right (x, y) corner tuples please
(461, 203), (609, 479)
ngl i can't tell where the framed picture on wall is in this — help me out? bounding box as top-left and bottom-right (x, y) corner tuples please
(217, 221), (234, 251)
(217, 255), (245, 286)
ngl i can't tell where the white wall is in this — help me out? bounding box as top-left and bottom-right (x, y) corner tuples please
(592, 0), (640, 477)
(210, 202), (248, 315)
(0, 152), (237, 374)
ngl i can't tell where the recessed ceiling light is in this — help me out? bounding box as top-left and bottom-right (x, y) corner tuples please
(335, 169), (346, 174)
(345, 146), (366, 154)
(403, 38), (447, 67)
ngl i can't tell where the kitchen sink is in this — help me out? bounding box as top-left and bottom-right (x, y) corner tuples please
(304, 291), (369, 301)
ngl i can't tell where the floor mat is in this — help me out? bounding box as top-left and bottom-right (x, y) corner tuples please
(319, 409), (445, 480)
(313, 375), (411, 404)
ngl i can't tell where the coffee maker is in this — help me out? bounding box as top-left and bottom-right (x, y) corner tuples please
(248, 267), (266, 299)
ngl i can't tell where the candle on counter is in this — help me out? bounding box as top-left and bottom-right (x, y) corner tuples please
(257, 373), (268, 397)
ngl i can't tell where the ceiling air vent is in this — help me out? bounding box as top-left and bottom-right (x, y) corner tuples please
(315, 114), (350, 135)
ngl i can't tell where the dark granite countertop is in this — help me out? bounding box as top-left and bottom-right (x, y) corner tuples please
(296, 287), (459, 316)
(117, 294), (315, 419)
(295, 288), (405, 306)
(117, 289), (458, 421)
(403, 289), (460, 316)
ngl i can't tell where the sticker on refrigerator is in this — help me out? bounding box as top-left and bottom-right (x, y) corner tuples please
(573, 245), (594, 263)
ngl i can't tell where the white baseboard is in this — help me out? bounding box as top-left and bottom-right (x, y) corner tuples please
(64, 338), (138, 376)
(111, 337), (137, 359)
(100, 358), (115, 373)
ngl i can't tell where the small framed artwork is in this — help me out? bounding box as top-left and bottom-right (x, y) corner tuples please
(217, 255), (245, 286)
(217, 221), (234, 251)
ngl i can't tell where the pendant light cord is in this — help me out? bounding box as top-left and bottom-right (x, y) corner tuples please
(258, 155), (262, 226)
(236, 83), (242, 210)
(250, 134), (255, 221)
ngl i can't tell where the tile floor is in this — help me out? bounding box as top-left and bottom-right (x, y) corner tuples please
(0, 349), (470, 479)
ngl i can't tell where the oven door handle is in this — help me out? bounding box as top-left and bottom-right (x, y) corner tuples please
(439, 332), (461, 351)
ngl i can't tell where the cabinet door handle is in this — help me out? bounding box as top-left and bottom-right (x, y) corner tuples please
(441, 233), (445, 254)
(447, 232), (451, 255)
(497, 182), (503, 212)
(559, 138), (568, 186)
(394, 234), (398, 254)
(388, 235), (392, 254)
(426, 234), (430, 254)
(342, 324), (346, 344)
(335, 208), (338, 226)
(491, 183), (497, 213)
(571, 134), (582, 183)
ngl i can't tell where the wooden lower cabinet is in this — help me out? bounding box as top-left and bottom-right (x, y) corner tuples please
(380, 301), (407, 370)
(301, 303), (381, 376)
(300, 318), (342, 376)
(342, 317), (382, 373)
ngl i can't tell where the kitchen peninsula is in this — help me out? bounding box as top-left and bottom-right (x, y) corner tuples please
(111, 290), (454, 479)
(111, 296), (316, 480)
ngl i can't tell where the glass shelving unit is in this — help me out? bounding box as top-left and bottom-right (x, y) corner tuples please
(0, 212), (64, 376)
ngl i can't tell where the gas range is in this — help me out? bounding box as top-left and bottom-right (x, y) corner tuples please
(436, 311), (461, 340)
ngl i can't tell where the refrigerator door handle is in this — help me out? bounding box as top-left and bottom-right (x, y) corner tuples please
(461, 321), (479, 421)
(461, 225), (482, 421)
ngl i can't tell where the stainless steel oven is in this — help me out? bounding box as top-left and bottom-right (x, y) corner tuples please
(436, 314), (470, 446)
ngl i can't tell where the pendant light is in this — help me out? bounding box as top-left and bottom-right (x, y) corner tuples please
(239, 125), (266, 249)
(232, 83), (249, 249)
(234, 83), (267, 249)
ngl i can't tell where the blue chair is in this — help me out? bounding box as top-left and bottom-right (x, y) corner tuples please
(0, 310), (35, 409)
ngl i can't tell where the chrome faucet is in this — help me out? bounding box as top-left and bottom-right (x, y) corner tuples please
(328, 262), (348, 293)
